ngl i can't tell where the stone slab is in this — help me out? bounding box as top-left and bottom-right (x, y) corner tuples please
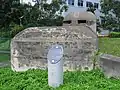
(100, 54), (120, 78)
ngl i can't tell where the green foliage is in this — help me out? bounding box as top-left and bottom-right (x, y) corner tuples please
(10, 23), (24, 37)
(0, 23), (24, 38)
(86, 2), (96, 14)
(0, 0), (21, 28)
(0, 31), (10, 38)
(0, 27), (11, 38)
(21, 0), (68, 27)
(1, 68), (120, 90)
(90, 50), (100, 69)
(87, 7), (96, 14)
(0, 0), (68, 37)
(109, 32), (120, 38)
(100, 0), (120, 30)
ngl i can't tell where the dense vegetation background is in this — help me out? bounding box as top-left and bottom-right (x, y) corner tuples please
(1, 0), (120, 37)
(0, 0), (68, 38)
(100, 0), (120, 32)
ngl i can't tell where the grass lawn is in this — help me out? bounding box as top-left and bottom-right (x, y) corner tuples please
(0, 54), (10, 62)
(0, 39), (10, 62)
(1, 68), (120, 90)
(0, 39), (10, 50)
(99, 38), (120, 56)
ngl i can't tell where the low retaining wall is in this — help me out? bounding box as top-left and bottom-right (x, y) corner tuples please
(100, 54), (120, 78)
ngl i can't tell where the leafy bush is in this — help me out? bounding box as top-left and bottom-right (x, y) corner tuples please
(0, 23), (24, 38)
(10, 23), (24, 38)
(109, 32), (120, 38)
(1, 68), (120, 90)
(0, 27), (10, 38)
(0, 31), (10, 38)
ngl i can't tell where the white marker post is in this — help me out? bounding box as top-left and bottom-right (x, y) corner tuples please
(47, 44), (64, 88)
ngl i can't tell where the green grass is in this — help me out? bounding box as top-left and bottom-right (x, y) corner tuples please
(0, 39), (10, 50)
(1, 68), (120, 90)
(0, 54), (10, 62)
(99, 38), (120, 56)
(0, 39), (10, 62)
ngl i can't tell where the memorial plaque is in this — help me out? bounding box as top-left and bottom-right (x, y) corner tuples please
(47, 44), (63, 64)
(47, 44), (63, 87)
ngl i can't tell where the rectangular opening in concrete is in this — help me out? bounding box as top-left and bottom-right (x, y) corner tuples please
(63, 20), (72, 24)
(78, 20), (86, 24)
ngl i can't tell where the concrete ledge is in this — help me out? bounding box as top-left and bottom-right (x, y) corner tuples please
(100, 54), (120, 78)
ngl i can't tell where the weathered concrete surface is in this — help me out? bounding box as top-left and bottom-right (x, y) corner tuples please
(11, 12), (98, 72)
(63, 12), (96, 33)
(100, 54), (120, 78)
(11, 26), (98, 72)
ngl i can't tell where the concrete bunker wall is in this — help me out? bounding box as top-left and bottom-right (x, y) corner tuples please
(11, 26), (98, 71)
(63, 12), (97, 33)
